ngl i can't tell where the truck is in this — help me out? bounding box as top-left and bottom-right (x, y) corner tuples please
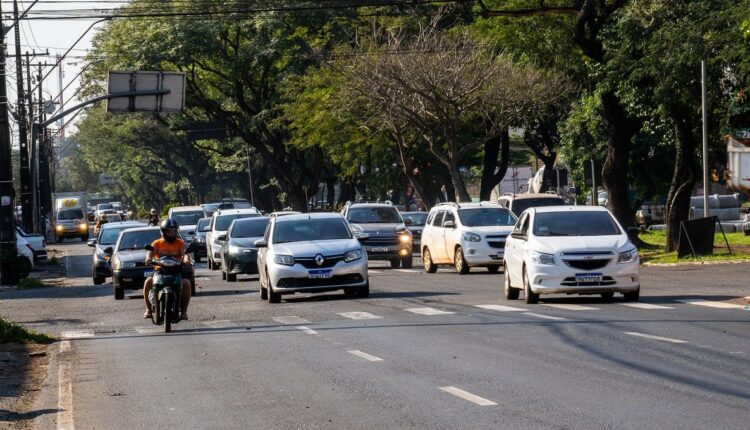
(52, 192), (89, 242)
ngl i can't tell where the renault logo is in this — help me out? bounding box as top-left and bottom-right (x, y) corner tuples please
(584, 256), (594, 260)
(315, 254), (325, 266)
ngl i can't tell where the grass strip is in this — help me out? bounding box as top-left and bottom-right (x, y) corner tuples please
(0, 317), (56, 344)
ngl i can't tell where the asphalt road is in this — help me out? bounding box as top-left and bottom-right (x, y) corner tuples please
(2, 240), (750, 429)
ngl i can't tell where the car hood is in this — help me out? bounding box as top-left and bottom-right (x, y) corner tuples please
(274, 239), (359, 257)
(350, 223), (407, 234)
(465, 226), (514, 235)
(115, 249), (149, 262)
(532, 235), (630, 255)
(229, 237), (263, 248)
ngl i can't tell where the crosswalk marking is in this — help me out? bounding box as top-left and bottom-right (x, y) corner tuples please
(393, 269), (420, 273)
(676, 299), (744, 309)
(272, 316), (310, 325)
(541, 304), (599, 311)
(619, 303), (674, 310)
(522, 312), (568, 321)
(625, 331), (687, 344)
(439, 386), (497, 406)
(405, 307), (455, 316)
(135, 327), (162, 334)
(60, 330), (94, 339)
(474, 304), (525, 312)
(203, 320), (235, 328)
(338, 311), (383, 320)
(347, 349), (383, 362)
(296, 326), (318, 335)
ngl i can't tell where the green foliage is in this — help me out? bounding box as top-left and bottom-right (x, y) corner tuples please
(0, 317), (56, 344)
(18, 278), (48, 290)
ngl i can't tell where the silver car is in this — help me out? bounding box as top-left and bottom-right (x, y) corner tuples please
(256, 213), (369, 303)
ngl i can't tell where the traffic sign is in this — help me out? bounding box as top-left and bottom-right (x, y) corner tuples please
(107, 71), (185, 113)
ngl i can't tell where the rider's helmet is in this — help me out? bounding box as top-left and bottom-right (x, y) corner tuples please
(160, 218), (180, 243)
(150, 208), (157, 215)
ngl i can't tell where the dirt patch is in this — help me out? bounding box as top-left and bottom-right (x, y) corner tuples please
(0, 343), (51, 430)
(728, 296), (750, 307)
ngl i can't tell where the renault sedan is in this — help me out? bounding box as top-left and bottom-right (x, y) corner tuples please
(503, 206), (640, 303)
(256, 213), (369, 303)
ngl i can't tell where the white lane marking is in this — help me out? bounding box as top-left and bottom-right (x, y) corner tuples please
(58, 340), (75, 430)
(625, 332), (687, 344)
(439, 386), (497, 406)
(619, 303), (674, 309)
(394, 269), (420, 273)
(60, 331), (94, 339)
(729, 351), (743, 354)
(272, 316), (310, 325)
(368, 270), (382, 274)
(203, 320), (234, 328)
(338, 312), (382, 320)
(347, 349), (383, 362)
(541, 304), (599, 311)
(59, 340), (71, 353)
(677, 299), (744, 309)
(522, 312), (568, 321)
(405, 307), (455, 316)
(135, 327), (162, 334)
(474, 304), (525, 312)
(296, 326), (318, 335)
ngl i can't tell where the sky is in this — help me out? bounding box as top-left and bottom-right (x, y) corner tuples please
(4, 0), (131, 143)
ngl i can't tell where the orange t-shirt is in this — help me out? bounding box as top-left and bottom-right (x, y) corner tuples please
(150, 238), (185, 259)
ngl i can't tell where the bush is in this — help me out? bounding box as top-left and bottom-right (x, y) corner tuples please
(0, 317), (55, 344)
(18, 277), (47, 289)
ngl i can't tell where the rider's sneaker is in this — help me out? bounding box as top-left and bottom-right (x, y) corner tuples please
(143, 309), (152, 319)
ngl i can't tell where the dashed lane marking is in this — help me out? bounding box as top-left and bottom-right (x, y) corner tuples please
(203, 320), (234, 328)
(541, 304), (599, 311)
(272, 316), (310, 325)
(296, 326), (318, 335)
(393, 269), (421, 273)
(522, 312), (568, 321)
(347, 350), (384, 362)
(405, 307), (455, 316)
(338, 312), (383, 320)
(619, 303), (674, 309)
(439, 386), (497, 406)
(676, 299), (744, 309)
(625, 332), (687, 344)
(474, 304), (526, 312)
(58, 341), (74, 430)
(60, 331), (94, 339)
(135, 327), (163, 334)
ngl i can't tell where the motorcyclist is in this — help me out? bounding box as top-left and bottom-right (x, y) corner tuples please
(94, 214), (108, 237)
(147, 208), (159, 226)
(143, 219), (192, 320)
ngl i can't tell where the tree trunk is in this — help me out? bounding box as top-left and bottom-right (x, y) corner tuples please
(600, 91), (639, 228)
(448, 162), (471, 202)
(479, 128), (510, 201)
(539, 157), (556, 193)
(665, 115), (697, 253)
(326, 177), (336, 211)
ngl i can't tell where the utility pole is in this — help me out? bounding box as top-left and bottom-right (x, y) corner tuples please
(701, 60), (710, 218)
(13, 0), (33, 232)
(0, 2), (21, 284)
(57, 54), (64, 139)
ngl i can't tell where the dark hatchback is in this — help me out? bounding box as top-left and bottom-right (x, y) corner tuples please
(88, 221), (144, 285)
(220, 217), (269, 282)
(188, 217), (210, 263)
(400, 211), (428, 251)
(110, 227), (195, 300)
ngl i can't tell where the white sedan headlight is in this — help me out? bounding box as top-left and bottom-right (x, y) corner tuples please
(344, 249), (363, 262)
(462, 232), (481, 242)
(274, 254), (295, 266)
(527, 250), (556, 265)
(617, 248), (638, 264)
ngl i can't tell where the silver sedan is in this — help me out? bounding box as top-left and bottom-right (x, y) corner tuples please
(256, 213), (369, 303)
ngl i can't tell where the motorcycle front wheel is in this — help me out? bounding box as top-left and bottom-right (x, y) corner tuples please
(164, 293), (173, 333)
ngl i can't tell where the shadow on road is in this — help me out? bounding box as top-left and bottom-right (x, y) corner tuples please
(0, 285), (111, 300)
(0, 408), (62, 422)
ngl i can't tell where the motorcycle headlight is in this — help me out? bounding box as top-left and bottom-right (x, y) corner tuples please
(527, 250), (556, 265)
(274, 254), (295, 266)
(345, 249), (363, 262)
(618, 248), (638, 264)
(462, 232), (481, 242)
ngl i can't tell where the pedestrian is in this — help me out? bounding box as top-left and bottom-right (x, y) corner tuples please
(404, 186), (417, 211)
(439, 184), (451, 203)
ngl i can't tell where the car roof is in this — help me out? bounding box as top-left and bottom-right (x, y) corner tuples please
(400, 211), (426, 215)
(275, 212), (344, 222)
(506, 193), (565, 200)
(349, 203), (396, 209)
(532, 205), (609, 214)
(215, 208), (258, 216)
(119, 226), (160, 233)
(100, 221), (143, 230)
(169, 206), (204, 212)
(232, 216), (269, 223)
(197, 217), (211, 223)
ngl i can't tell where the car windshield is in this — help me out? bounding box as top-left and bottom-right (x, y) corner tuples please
(97, 204), (113, 210)
(273, 218), (352, 243)
(511, 198), (566, 216)
(117, 230), (161, 251)
(196, 218), (210, 233)
(458, 208), (516, 227)
(58, 208), (84, 220)
(202, 203), (221, 211)
(533, 211), (622, 236)
(347, 207), (401, 224)
(99, 226), (136, 245)
(172, 211), (204, 226)
(107, 214), (122, 222)
(216, 214), (258, 231)
(402, 213), (427, 226)
(230, 218), (269, 238)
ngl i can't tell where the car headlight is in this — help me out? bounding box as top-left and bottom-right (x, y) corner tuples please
(345, 249), (363, 262)
(399, 233), (412, 243)
(121, 261), (137, 268)
(462, 232), (481, 242)
(618, 248), (638, 264)
(79, 223), (88, 230)
(527, 250), (556, 265)
(228, 245), (242, 254)
(56, 225), (64, 231)
(274, 254), (295, 266)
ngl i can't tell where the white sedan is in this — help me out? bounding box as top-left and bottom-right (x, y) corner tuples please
(503, 206), (640, 304)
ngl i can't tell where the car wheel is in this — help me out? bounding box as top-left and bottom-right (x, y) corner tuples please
(487, 265), (500, 274)
(401, 256), (413, 269)
(504, 264), (519, 300)
(623, 287), (640, 302)
(356, 282), (370, 298)
(227, 273), (237, 282)
(93, 276), (105, 285)
(221, 269), (226, 280)
(344, 288), (358, 298)
(114, 284), (124, 300)
(191, 277), (196, 295)
(523, 267), (538, 304)
(423, 248), (437, 273)
(390, 258), (400, 269)
(601, 292), (614, 301)
(454, 247), (469, 275)
(260, 269), (268, 300)
(56, 236), (63, 243)
(268, 274), (281, 304)
(194, 255), (201, 263)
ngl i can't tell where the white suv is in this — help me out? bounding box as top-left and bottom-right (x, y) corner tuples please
(420, 202), (517, 274)
(205, 208), (260, 270)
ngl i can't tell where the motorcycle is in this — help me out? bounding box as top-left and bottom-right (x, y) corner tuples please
(144, 250), (184, 333)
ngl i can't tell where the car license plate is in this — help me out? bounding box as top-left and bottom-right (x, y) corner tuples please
(372, 247), (388, 253)
(308, 269), (333, 279)
(575, 273), (603, 283)
(144, 270), (154, 278)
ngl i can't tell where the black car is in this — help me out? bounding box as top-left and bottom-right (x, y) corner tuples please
(188, 217), (210, 263)
(220, 217), (269, 282)
(400, 211), (428, 252)
(88, 221), (144, 285)
(110, 227), (195, 300)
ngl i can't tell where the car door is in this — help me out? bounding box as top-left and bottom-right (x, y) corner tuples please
(257, 220), (273, 284)
(420, 211), (435, 255)
(430, 211), (446, 262)
(506, 212), (530, 285)
(206, 216), (216, 255)
(442, 210), (459, 263)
